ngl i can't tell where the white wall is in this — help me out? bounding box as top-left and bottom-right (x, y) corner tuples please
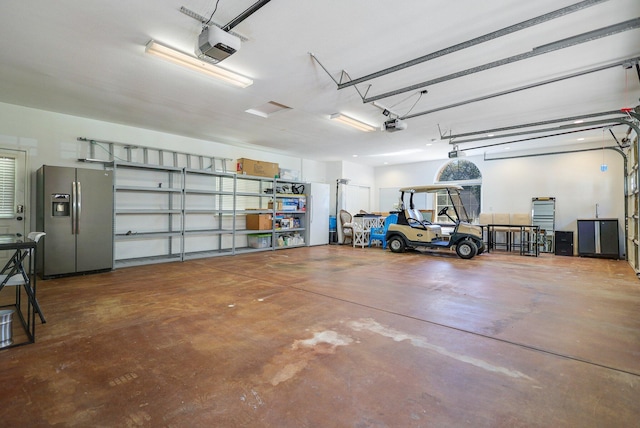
(301, 159), (327, 184)
(327, 159), (375, 216)
(0, 102), (331, 174)
(375, 149), (626, 256)
(341, 161), (374, 215)
(1, 100), (626, 256)
(480, 150), (624, 229)
(0, 101), (333, 233)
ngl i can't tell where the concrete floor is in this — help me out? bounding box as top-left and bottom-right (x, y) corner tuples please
(0, 246), (638, 427)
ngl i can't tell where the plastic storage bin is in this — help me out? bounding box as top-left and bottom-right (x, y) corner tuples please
(248, 233), (272, 249)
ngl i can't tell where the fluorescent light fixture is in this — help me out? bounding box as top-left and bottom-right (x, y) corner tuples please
(145, 40), (253, 88)
(329, 113), (377, 132)
(370, 148), (423, 157)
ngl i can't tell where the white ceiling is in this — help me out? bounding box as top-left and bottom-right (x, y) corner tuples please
(0, 0), (638, 166)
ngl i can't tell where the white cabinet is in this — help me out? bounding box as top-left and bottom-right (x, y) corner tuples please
(306, 182), (330, 246)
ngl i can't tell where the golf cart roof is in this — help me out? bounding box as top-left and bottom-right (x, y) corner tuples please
(399, 184), (464, 193)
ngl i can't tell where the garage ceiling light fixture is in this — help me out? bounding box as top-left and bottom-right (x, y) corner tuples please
(145, 40), (253, 88)
(329, 113), (376, 132)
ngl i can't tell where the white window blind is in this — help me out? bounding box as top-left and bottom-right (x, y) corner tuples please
(0, 157), (16, 218)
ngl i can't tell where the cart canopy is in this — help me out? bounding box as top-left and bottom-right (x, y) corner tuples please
(398, 184), (463, 193)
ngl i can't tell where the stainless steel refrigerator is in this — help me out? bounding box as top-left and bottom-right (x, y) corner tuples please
(36, 165), (114, 278)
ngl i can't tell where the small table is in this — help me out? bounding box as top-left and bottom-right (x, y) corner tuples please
(0, 235), (43, 346)
(486, 224), (540, 256)
(352, 215), (384, 248)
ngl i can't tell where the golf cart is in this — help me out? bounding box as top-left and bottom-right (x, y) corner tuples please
(385, 184), (484, 259)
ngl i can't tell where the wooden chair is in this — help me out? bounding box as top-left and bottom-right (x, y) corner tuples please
(478, 213), (493, 225)
(339, 210), (354, 245)
(478, 213), (493, 247)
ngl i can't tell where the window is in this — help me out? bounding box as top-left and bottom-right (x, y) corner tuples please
(435, 160), (482, 223)
(0, 157), (16, 218)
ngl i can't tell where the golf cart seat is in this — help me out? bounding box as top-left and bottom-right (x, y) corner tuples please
(405, 209), (442, 236)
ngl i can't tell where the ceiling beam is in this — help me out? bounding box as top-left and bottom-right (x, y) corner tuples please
(483, 145), (622, 162)
(402, 57), (639, 120)
(444, 110), (628, 141)
(338, 0), (609, 90)
(222, 0), (272, 32)
(459, 125), (612, 151)
(362, 18), (640, 104)
(448, 117), (632, 145)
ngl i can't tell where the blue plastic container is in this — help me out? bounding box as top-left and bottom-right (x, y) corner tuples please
(329, 216), (337, 232)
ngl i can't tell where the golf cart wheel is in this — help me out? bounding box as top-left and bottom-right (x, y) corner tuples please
(476, 241), (485, 255)
(388, 236), (406, 253)
(455, 240), (477, 259)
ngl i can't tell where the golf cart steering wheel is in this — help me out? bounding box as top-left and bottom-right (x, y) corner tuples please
(437, 206), (449, 216)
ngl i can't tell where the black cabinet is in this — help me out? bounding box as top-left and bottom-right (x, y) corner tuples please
(554, 231), (574, 256)
(577, 219), (619, 259)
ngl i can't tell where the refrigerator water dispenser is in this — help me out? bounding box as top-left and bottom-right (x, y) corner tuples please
(51, 194), (70, 216)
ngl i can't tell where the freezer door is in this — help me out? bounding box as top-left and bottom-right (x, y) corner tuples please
(76, 168), (114, 272)
(40, 165), (77, 276)
(308, 183), (330, 246)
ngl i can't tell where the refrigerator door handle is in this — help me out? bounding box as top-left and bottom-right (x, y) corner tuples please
(77, 181), (82, 234)
(72, 181), (77, 235)
(309, 195), (314, 224)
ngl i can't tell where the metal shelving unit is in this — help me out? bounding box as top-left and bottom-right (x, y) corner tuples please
(532, 197), (556, 253)
(112, 162), (184, 268)
(273, 179), (307, 249)
(112, 162), (312, 268)
(183, 168), (236, 260)
(235, 173), (276, 254)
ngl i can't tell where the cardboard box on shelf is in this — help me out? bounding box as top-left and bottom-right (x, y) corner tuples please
(275, 217), (292, 230)
(279, 197), (304, 211)
(236, 158), (279, 178)
(246, 214), (273, 230)
(268, 200), (283, 210)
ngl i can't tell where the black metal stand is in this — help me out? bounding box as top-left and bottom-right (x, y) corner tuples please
(0, 237), (45, 347)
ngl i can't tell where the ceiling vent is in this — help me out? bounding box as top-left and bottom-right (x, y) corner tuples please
(197, 26), (241, 63)
(246, 101), (292, 118)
